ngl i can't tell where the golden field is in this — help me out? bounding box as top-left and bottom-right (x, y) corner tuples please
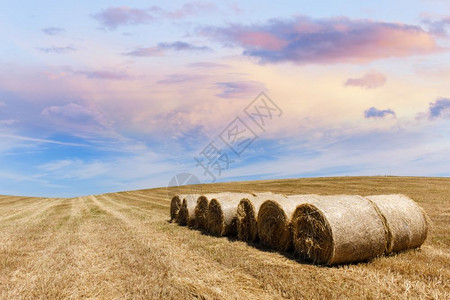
(0, 176), (449, 299)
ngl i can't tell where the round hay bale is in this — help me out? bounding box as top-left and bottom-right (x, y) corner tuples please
(291, 195), (386, 265)
(170, 195), (182, 222)
(194, 194), (217, 230)
(236, 192), (282, 242)
(177, 195), (199, 226)
(257, 194), (313, 252)
(207, 193), (256, 237)
(366, 194), (428, 254)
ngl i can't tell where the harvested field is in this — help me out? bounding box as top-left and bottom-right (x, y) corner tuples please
(0, 176), (449, 299)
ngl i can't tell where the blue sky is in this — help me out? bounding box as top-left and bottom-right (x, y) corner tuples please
(0, 1), (449, 197)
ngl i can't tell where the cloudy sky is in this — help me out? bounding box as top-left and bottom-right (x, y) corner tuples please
(1, 0), (450, 197)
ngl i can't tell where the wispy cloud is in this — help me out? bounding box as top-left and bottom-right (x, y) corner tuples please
(429, 97), (450, 119)
(203, 16), (440, 64)
(42, 27), (64, 35)
(40, 102), (119, 140)
(187, 62), (229, 69)
(364, 107), (396, 119)
(0, 119), (17, 126)
(124, 41), (212, 57)
(164, 1), (215, 19)
(93, 2), (216, 30)
(123, 47), (164, 57)
(216, 81), (267, 98)
(0, 133), (87, 147)
(345, 71), (387, 89)
(39, 160), (73, 172)
(159, 41), (211, 52)
(157, 74), (204, 84)
(422, 15), (450, 37)
(65, 67), (132, 80)
(36, 46), (76, 54)
(93, 7), (154, 30)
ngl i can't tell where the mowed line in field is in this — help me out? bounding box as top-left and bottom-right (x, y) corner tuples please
(98, 193), (163, 221)
(4, 198), (84, 298)
(65, 196), (164, 299)
(0, 197), (57, 222)
(0, 198), (77, 297)
(108, 193), (170, 210)
(0, 197), (63, 240)
(1, 196), (148, 299)
(0, 196), (36, 206)
(0, 197), (49, 218)
(86, 194), (232, 299)
(124, 191), (171, 203)
(105, 193), (168, 219)
(91, 194), (281, 299)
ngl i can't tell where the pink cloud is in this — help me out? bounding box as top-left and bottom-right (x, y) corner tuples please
(345, 71), (387, 89)
(232, 31), (289, 51)
(204, 16), (441, 64)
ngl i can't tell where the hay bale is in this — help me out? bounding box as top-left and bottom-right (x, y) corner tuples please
(291, 195), (386, 265)
(207, 193), (256, 237)
(170, 195), (182, 222)
(366, 194), (428, 254)
(194, 194), (218, 230)
(257, 194), (313, 252)
(177, 194), (200, 226)
(236, 192), (283, 242)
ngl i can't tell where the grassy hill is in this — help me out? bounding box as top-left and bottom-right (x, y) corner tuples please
(0, 176), (449, 299)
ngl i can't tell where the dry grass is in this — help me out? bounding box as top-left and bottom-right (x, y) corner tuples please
(0, 176), (449, 299)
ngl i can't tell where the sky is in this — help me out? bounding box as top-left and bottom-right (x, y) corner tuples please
(0, 0), (450, 197)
